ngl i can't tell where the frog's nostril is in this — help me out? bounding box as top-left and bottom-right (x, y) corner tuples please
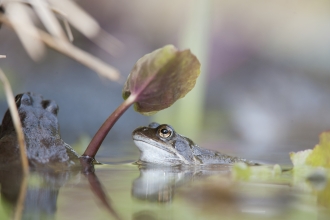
(21, 93), (32, 106)
(41, 100), (50, 109)
(42, 100), (59, 115)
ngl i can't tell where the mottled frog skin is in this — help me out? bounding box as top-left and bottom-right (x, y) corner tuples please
(133, 122), (257, 166)
(0, 92), (80, 168)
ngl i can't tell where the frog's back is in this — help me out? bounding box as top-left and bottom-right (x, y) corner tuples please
(0, 92), (80, 168)
(191, 145), (254, 165)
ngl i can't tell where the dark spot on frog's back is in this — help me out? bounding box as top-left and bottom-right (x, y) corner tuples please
(0, 92), (80, 168)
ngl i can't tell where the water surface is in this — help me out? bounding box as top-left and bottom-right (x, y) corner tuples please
(0, 152), (328, 220)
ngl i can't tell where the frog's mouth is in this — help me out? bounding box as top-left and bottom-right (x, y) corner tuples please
(133, 135), (174, 154)
(133, 134), (188, 165)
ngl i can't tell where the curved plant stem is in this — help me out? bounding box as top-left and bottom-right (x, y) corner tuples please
(83, 95), (136, 158)
(0, 69), (29, 175)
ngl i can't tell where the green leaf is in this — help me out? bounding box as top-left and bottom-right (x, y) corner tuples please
(122, 44), (201, 115)
(306, 132), (330, 168)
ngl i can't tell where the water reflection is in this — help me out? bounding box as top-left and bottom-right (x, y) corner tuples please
(132, 163), (232, 203)
(1, 161), (329, 220)
(130, 163), (302, 220)
(0, 164), (78, 219)
(0, 158), (120, 220)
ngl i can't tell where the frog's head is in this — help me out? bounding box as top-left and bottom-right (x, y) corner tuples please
(132, 122), (197, 166)
(0, 92), (60, 139)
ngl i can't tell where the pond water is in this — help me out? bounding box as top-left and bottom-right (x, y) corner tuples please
(0, 150), (329, 220)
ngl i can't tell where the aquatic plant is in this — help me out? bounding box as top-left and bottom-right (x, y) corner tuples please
(84, 45), (201, 158)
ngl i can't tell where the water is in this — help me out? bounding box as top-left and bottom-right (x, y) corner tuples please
(0, 153), (329, 220)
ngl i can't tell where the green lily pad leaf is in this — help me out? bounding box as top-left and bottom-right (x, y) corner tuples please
(306, 132), (330, 168)
(122, 44), (201, 115)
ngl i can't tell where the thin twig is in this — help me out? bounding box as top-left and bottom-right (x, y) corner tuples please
(0, 69), (29, 175)
(62, 18), (73, 42)
(0, 14), (120, 81)
(0, 55), (6, 58)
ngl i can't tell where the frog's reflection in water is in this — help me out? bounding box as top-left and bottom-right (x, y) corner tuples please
(131, 163), (296, 219)
(131, 163), (232, 203)
(0, 164), (79, 219)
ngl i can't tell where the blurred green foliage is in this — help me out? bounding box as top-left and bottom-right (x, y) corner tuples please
(153, 0), (210, 140)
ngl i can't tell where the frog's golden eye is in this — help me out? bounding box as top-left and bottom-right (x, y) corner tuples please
(158, 126), (172, 138)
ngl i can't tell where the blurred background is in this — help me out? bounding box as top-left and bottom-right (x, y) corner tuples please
(1, 0), (330, 165)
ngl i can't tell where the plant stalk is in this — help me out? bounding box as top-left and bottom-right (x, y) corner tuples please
(83, 95), (136, 158)
(0, 69), (29, 175)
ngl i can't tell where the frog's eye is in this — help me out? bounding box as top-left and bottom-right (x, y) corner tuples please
(158, 125), (173, 138)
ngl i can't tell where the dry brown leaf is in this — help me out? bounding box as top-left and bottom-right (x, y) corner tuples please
(0, 14), (120, 81)
(6, 2), (45, 61)
(49, 0), (123, 56)
(28, 0), (67, 40)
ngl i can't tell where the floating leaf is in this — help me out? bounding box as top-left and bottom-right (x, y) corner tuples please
(122, 44), (201, 115)
(290, 132), (330, 168)
(306, 132), (330, 168)
(289, 149), (312, 167)
(232, 163), (282, 182)
(232, 162), (251, 180)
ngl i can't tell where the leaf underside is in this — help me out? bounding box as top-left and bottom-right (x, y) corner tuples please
(122, 44), (201, 115)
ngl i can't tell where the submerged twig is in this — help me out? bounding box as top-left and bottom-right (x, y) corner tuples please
(79, 157), (121, 219)
(0, 14), (120, 81)
(84, 172), (122, 220)
(0, 69), (29, 175)
(13, 176), (28, 220)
